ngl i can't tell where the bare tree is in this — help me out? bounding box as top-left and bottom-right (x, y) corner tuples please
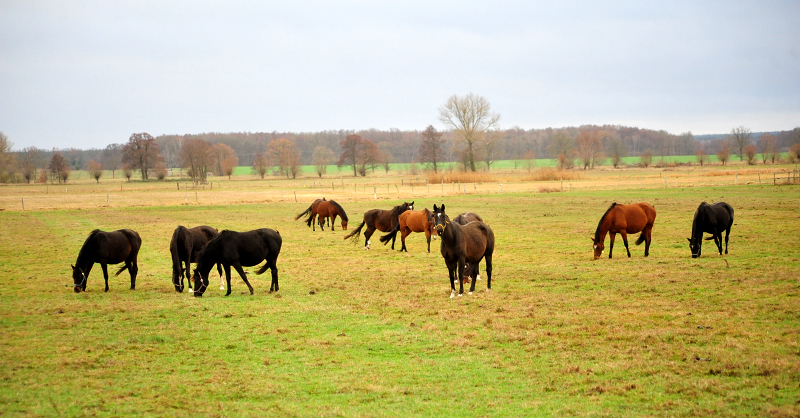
(101, 143), (123, 178)
(0, 132), (15, 182)
(548, 131), (574, 162)
(86, 159), (103, 183)
(267, 138), (301, 178)
(695, 148), (708, 166)
(523, 150), (536, 172)
(179, 139), (213, 184)
(607, 138), (627, 168)
(312, 146), (335, 177)
(252, 152), (269, 179)
(19, 147), (42, 183)
(717, 142), (731, 166)
(575, 129), (606, 169)
(729, 126), (752, 162)
(123, 165), (133, 182)
(210, 143), (236, 176)
(418, 125), (445, 173)
(122, 133), (162, 180)
(640, 150), (653, 168)
(221, 155), (239, 179)
(377, 142), (393, 173)
(743, 145), (757, 165)
(338, 134), (365, 177)
(438, 93), (500, 172)
(49, 153), (70, 184)
(758, 133), (778, 164)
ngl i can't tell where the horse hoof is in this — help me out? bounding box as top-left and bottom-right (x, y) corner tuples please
(477, 274), (481, 281)
(450, 292), (455, 299)
(468, 292), (473, 295)
(457, 293), (462, 297)
(188, 288), (194, 293)
(220, 286), (225, 290)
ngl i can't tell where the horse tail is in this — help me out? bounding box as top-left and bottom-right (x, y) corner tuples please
(379, 224), (399, 245)
(294, 205), (312, 221)
(255, 262), (270, 275)
(635, 232), (646, 245)
(704, 236), (716, 241)
(343, 221), (365, 242)
(114, 263), (130, 276)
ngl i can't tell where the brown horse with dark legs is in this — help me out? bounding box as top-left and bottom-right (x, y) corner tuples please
(71, 229), (141, 293)
(379, 208), (438, 252)
(432, 204), (494, 298)
(316, 200), (349, 231)
(453, 212), (485, 282)
(170, 225), (224, 293)
(592, 202), (656, 260)
(344, 201), (413, 249)
(295, 198), (326, 231)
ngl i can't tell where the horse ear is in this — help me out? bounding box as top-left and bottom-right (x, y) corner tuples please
(686, 238), (692, 243)
(433, 204), (438, 211)
(589, 237), (595, 242)
(441, 204), (445, 212)
(71, 264), (75, 270)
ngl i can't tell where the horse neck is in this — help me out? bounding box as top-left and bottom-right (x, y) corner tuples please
(440, 216), (461, 243)
(594, 214), (610, 243)
(75, 241), (96, 271)
(691, 209), (704, 240)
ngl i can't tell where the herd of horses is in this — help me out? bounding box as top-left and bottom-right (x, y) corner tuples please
(70, 198), (734, 298)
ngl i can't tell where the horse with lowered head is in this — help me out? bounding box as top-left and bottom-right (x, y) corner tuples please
(170, 225), (223, 293)
(316, 200), (349, 231)
(687, 201), (734, 258)
(379, 208), (438, 252)
(344, 201), (413, 249)
(192, 228), (282, 297)
(71, 229), (141, 293)
(432, 204), (494, 298)
(295, 198), (326, 231)
(592, 202), (656, 260)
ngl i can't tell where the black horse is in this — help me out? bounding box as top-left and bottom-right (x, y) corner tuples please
(687, 202), (734, 258)
(344, 201), (413, 249)
(432, 204), (494, 298)
(192, 229), (282, 297)
(170, 225), (223, 293)
(71, 229), (141, 293)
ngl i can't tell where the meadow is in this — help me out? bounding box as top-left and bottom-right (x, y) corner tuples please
(0, 163), (798, 417)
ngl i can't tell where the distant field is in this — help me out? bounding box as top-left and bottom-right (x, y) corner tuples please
(0, 165), (798, 416)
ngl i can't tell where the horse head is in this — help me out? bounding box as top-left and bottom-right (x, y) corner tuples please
(71, 264), (86, 293)
(432, 204), (450, 235)
(591, 237), (604, 260)
(687, 238), (701, 258)
(406, 201), (415, 211)
(424, 208), (438, 239)
(172, 266), (185, 293)
(191, 269), (209, 297)
(340, 219), (348, 230)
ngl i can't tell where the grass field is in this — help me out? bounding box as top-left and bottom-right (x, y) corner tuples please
(0, 165), (798, 416)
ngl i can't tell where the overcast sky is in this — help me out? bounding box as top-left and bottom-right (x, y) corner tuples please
(1, 1), (799, 150)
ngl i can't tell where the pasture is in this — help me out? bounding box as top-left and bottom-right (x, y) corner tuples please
(0, 166), (798, 417)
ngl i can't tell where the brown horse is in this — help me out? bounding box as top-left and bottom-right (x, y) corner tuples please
(592, 202), (656, 260)
(316, 200), (349, 231)
(453, 212), (485, 282)
(432, 204), (494, 298)
(379, 208), (438, 252)
(71, 229), (141, 293)
(295, 198), (326, 231)
(344, 201), (414, 249)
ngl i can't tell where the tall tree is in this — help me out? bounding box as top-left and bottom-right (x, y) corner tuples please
(252, 152), (269, 179)
(378, 142), (393, 173)
(122, 133), (162, 180)
(418, 125), (445, 173)
(729, 126), (752, 161)
(19, 147), (42, 183)
(362, 138), (380, 175)
(758, 133), (778, 164)
(438, 93), (500, 172)
(210, 143), (236, 176)
(101, 143), (123, 178)
(267, 138), (301, 179)
(48, 153), (70, 184)
(312, 146), (335, 177)
(179, 139), (213, 183)
(221, 155), (239, 179)
(607, 138), (627, 168)
(575, 129), (607, 169)
(338, 134), (365, 177)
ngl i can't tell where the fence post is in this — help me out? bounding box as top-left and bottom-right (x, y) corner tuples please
(195, 192), (198, 204)
(107, 194), (109, 205)
(664, 177), (667, 188)
(21, 198), (24, 210)
(735, 170), (737, 184)
(294, 191), (297, 203)
(185, 192), (188, 204)
(560, 178), (563, 191)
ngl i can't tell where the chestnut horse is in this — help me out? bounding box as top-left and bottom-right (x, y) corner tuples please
(344, 201), (413, 249)
(592, 202), (656, 260)
(432, 204), (494, 298)
(295, 198), (326, 231)
(71, 229), (141, 293)
(316, 200), (349, 231)
(379, 208), (438, 252)
(170, 225), (223, 293)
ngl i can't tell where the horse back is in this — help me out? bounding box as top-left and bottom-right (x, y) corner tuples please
(94, 229), (140, 264)
(399, 210), (428, 232)
(212, 229), (281, 267)
(461, 221), (495, 262)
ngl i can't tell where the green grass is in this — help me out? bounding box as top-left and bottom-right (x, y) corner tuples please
(0, 181), (798, 416)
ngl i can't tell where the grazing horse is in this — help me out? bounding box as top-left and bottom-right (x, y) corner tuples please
(592, 202), (656, 260)
(344, 201), (414, 250)
(453, 212), (485, 282)
(192, 229), (282, 297)
(71, 229), (141, 293)
(316, 200), (349, 231)
(687, 202), (734, 258)
(169, 225), (223, 293)
(379, 208), (438, 252)
(295, 198), (326, 231)
(432, 204), (494, 298)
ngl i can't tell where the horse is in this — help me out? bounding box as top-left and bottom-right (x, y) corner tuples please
(295, 198), (326, 231)
(344, 201), (414, 250)
(687, 202), (734, 258)
(316, 200), (349, 231)
(592, 202), (656, 260)
(192, 228), (282, 297)
(432, 204), (494, 298)
(453, 212), (485, 282)
(169, 225), (224, 293)
(379, 208), (438, 252)
(71, 229), (141, 293)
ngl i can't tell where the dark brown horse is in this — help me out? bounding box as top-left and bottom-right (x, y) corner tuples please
(71, 229), (141, 293)
(592, 202), (656, 260)
(295, 198), (326, 231)
(687, 201), (734, 258)
(316, 200), (349, 231)
(344, 201), (414, 249)
(170, 225), (223, 293)
(453, 212), (485, 282)
(432, 204), (494, 298)
(379, 208), (438, 252)
(192, 229), (282, 297)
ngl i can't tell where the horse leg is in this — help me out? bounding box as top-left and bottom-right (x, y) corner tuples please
(217, 263), (225, 290)
(484, 255), (492, 290)
(425, 230), (431, 253)
(447, 260), (458, 298)
(331, 214), (337, 231)
(311, 214), (317, 231)
(644, 225), (652, 257)
(101, 263), (110, 292)
(457, 257), (466, 296)
(233, 262), (254, 295)
(129, 261), (138, 290)
(267, 258), (279, 293)
(608, 233), (616, 259)
(620, 231), (631, 257)
(724, 226), (731, 254)
(223, 265), (233, 296)
(401, 229), (409, 252)
(391, 227), (398, 250)
(183, 259), (190, 292)
(319, 215), (325, 231)
(364, 227), (375, 250)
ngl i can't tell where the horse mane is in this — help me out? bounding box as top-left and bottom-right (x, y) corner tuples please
(330, 200), (348, 221)
(391, 203), (408, 217)
(594, 203), (617, 242)
(76, 229), (102, 266)
(691, 202), (710, 240)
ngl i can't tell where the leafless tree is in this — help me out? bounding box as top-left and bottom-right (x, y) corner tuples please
(418, 125), (445, 173)
(758, 133), (778, 164)
(607, 138), (627, 168)
(743, 145), (757, 165)
(268, 138), (301, 179)
(49, 153), (70, 184)
(86, 159), (103, 183)
(695, 148), (708, 166)
(438, 93), (500, 172)
(253, 152), (269, 179)
(313, 146), (335, 177)
(221, 155), (239, 179)
(122, 133), (162, 180)
(180, 139), (213, 184)
(640, 150), (653, 168)
(523, 150), (536, 172)
(19, 147), (42, 183)
(729, 126), (752, 162)
(717, 142), (731, 166)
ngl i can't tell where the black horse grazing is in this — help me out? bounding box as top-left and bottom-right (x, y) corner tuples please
(687, 202), (734, 258)
(452, 212), (485, 282)
(71, 229), (141, 293)
(344, 201), (413, 249)
(432, 204), (494, 298)
(170, 225), (223, 293)
(192, 229), (282, 297)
